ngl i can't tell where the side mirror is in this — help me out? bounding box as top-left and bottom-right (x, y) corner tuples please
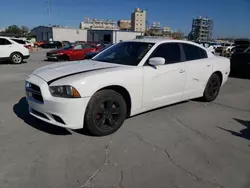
(148, 57), (165, 66)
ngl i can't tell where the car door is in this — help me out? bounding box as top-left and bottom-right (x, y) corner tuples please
(142, 42), (187, 109)
(72, 44), (84, 60)
(82, 44), (97, 59)
(181, 43), (213, 100)
(0, 38), (13, 58)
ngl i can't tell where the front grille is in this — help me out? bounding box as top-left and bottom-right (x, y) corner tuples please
(26, 83), (44, 103)
(31, 108), (49, 120)
(46, 52), (56, 57)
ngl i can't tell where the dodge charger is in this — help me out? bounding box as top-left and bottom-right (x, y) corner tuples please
(25, 39), (230, 136)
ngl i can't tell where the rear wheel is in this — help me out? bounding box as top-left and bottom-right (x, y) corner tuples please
(202, 73), (221, 102)
(84, 90), (127, 136)
(10, 53), (23, 64)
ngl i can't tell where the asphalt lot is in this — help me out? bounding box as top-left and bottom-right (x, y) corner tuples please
(0, 50), (250, 188)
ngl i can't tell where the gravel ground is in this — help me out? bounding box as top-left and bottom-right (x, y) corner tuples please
(0, 50), (250, 188)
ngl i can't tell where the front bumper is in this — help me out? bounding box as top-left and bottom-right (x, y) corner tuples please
(24, 55), (30, 59)
(46, 54), (58, 60)
(25, 74), (90, 129)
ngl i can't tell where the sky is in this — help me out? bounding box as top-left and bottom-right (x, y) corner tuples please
(1, 0), (250, 37)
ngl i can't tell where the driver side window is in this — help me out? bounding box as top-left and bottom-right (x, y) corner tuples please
(149, 43), (181, 64)
(74, 44), (83, 50)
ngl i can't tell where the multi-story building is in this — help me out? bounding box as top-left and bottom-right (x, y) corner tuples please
(131, 8), (146, 32)
(189, 16), (213, 41)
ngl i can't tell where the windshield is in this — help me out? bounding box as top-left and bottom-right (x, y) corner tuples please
(93, 42), (154, 66)
(244, 47), (250, 53)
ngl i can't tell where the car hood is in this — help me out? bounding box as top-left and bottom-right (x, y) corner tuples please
(33, 60), (122, 82)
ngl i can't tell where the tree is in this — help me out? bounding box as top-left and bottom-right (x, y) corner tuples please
(20, 26), (30, 35)
(171, 31), (184, 40)
(2, 25), (31, 37)
(4, 25), (22, 34)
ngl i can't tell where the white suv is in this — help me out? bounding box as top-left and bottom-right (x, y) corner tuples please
(0, 37), (30, 64)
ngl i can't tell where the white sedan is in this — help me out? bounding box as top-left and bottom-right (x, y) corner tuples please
(25, 39), (230, 136)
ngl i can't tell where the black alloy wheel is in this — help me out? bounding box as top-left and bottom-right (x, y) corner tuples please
(85, 90), (127, 136)
(202, 73), (221, 102)
(94, 100), (121, 130)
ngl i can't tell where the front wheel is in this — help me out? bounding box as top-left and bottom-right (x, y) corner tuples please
(202, 73), (221, 102)
(10, 53), (23, 64)
(84, 90), (127, 136)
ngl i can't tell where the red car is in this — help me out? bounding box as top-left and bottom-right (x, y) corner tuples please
(46, 43), (101, 61)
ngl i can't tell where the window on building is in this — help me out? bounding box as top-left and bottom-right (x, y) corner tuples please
(182, 43), (208, 61)
(149, 43), (181, 64)
(0, 38), (12, 45)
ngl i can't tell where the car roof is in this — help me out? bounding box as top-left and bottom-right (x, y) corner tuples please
(131, 38), (203, 46)
(0, 36), (10, 39)
(130, 38), (209, 50)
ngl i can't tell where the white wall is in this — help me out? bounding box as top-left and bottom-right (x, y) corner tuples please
(113, 31), (144, 43)
(52, 28), (87, 42)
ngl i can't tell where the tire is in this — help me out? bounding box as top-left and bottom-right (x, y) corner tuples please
(10, 52), (23, 64)
(202, 73), (221, 102)
(84, 90), (127, 136)
(60, 55), (69, 61)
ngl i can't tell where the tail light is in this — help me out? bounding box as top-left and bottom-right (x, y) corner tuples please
(24, 45), (29, 49)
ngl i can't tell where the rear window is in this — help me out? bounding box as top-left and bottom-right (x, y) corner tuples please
(183, 43), (208, 61)
(12, 39), (26, 44)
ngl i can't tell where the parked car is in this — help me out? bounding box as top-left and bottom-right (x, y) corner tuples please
(34, 41), (45, 47)
(197, 42), (215, 54)
(61, 41), (71, 47)
(0, 37), (30, 64)
(84, 44), (112, 59)
(232, 39), (250, 53)
(40, 41), (63, 49)
(230, 47), (250, 77)
(11, 38), (34, 49)
(46, 43), (99, 61)
(222, 44), (235, 57)
(25, 39), (230, 136)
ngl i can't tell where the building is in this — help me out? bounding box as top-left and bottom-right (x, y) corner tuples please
(163, 27), (171, 32)
(31, 25), (143, 44)
(31, 26), (87, 42)
(118, 20), (131, 30)
(80, 17), (118, 30)
(87, 30), (144, 44)
(131, 8), (146, 32)
(188, 16), (213, 41)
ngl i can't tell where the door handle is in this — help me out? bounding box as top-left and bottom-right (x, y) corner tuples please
(179, 69), (185, 73)
(207, 64), (211, 67)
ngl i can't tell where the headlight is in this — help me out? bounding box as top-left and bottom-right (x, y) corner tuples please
(49, 85), (81, 98)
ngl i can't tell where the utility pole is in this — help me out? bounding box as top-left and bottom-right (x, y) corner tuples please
(46, 0), (51, 25)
